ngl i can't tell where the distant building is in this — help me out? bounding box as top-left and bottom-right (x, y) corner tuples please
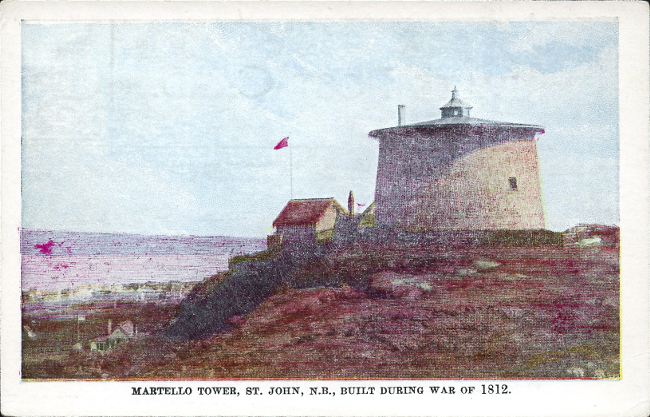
(369, 88), (546, 231)
(22, 325), (37, 340)
(563, 223), (619, 247)
(358, 202), (376, 228)
(89, 319), (137, 353)
(270, 198), (347, 246)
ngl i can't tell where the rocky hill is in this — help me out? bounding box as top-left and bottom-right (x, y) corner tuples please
(153, 232), (618, 379)
(35, 228), (619, 380)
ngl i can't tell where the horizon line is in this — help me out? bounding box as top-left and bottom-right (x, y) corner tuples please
(19, 227), (267, 240)
(20, 222), (621, 239)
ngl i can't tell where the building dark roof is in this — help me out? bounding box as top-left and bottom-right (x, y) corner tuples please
(114, 320), (134, 337)
(93, 320), (135, 343)
(273, 198), (346, 228)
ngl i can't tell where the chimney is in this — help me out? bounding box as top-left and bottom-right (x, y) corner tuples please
(348, 190), (355, 216)
(397, 105), (406, 126)
(107, 319), (112, 335)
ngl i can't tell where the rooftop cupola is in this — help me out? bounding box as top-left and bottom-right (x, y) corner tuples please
(440, 86), (473, 118)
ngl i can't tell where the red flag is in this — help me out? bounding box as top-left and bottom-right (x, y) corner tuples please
(273, 137), (289, 150)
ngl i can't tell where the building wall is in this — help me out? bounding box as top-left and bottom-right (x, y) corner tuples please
(277, 225), (316, 244)
(333, 215), (360, 243)
(374, 126), (545, 230)
(315, 204), (338, 232)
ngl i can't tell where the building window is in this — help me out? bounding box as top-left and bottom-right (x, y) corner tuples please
(509, 177), (518, 191)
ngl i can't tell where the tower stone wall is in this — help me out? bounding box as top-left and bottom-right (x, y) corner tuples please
(373, 125), (545, 231)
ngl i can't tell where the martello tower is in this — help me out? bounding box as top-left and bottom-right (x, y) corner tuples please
(369, 88), (546, 231)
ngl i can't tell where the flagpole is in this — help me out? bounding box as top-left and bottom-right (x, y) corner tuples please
(274, 136), (293, 199)
(289, 141), (293, 199)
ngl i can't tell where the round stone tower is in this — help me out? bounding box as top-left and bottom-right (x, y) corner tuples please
(369, 88), (546, 231)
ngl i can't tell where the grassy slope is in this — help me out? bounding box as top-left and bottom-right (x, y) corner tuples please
(142, 244), (619, 379)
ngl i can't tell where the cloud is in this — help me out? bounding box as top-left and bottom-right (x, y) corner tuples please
(21, 22), (619, 236)
(21, 140), (201, 235)
(503, 21), (617, 53)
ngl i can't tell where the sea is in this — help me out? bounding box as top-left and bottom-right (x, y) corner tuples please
(21, 229), (267, 292)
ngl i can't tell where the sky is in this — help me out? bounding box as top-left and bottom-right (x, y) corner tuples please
(21, 21), (618, 237)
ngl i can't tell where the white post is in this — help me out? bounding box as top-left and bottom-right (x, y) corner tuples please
(398, 105), (406, 126)
(289, 142), (293, 199)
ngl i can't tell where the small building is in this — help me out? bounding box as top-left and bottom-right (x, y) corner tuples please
(359, 202), (376, 228)
(22, 325), (37, 340)
(89, 319), (137, 353)
(270, 198), (348, 246)
(563, 223), (619, 247)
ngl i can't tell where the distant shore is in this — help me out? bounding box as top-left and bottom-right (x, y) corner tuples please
(20, 229), (266, 292)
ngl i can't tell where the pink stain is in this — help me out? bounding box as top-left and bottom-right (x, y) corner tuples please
(34, 240), (56, 255)
(52, 262), (71, 271)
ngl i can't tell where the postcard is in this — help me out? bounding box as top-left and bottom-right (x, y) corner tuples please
(1, 1), (648, 416)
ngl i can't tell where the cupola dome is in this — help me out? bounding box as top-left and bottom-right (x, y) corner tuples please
(439, 87), (473, 118)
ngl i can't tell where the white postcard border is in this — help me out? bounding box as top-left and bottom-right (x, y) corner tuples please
(1, 1), (648, 416)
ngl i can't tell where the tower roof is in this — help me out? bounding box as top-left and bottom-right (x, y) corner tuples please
(369, 87), (544, 138)
(440, 87), (473, 110)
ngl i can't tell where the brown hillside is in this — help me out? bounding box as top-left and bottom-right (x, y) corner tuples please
(140, 244), (619, 379)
